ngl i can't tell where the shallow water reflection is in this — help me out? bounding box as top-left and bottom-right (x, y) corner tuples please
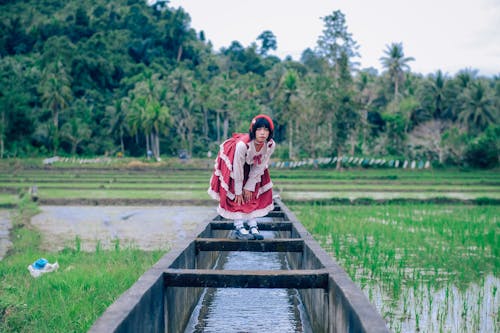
(365, 274), (499, 333)
(186, 231), (312, 333)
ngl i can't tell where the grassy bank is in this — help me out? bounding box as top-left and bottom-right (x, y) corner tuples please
(0, 197), (164, 333)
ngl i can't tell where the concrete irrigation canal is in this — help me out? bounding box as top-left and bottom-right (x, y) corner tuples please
(89, 198), (390, 333)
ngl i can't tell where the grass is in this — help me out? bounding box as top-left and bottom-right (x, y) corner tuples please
(291, 203), (500, 332)
(0, 196), (164, 333)
(0, 194), (18, 206)
(34, 188), (210, 200)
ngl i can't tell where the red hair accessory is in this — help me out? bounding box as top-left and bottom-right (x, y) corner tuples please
(249, 114), (274, 131)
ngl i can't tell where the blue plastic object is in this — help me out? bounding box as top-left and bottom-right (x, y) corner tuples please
(33, 258), (48, 270)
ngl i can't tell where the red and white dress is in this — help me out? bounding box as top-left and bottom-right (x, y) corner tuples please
(208, 133), (275, 220)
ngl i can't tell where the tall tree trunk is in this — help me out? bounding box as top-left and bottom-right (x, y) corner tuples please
(223, 116), (229, 141)
(288, 119), (293, 159)
(216, 111), (220, 143)
(155, 132), (160, 158)
(336, 146), (343, 169)
(53, 110), (59, 156)
(0, 111), (4, 158)
(150, 133), (155, 158)
(71, 138), (77, 156)
(202, 106), (209, 139)
(328, 122), (333, 149)
(145, 133), (150, 158)
(176, 45), (183, 62)
(120, 127), (125, 155)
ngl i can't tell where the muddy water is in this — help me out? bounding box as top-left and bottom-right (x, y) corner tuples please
(30, 206), (217, 252)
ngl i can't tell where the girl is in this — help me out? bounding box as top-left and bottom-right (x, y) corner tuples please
(208, 114), (276, 240)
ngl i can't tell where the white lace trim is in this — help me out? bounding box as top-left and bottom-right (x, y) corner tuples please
(209, 177), (272, 202)
(216, 202), (275, 220)
(218, 141), (233, 172)
(256, 181), (273, 198)
(211, 169), (235, 200)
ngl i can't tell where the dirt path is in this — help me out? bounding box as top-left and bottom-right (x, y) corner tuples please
(0, 209), (12, 260)
(30, 206), (217, 252)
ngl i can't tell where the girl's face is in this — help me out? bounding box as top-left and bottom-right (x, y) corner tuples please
(255, 127), (270, 143)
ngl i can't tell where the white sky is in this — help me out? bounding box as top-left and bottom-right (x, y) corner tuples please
(167, 0), (500, 77)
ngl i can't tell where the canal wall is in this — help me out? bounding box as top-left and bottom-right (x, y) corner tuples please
(277, 199), (389, 333)
(89, 218), (225, 333)
(89, 200), (390, 333)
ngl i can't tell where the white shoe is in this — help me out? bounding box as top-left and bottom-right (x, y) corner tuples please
(235, 227), (254, 240)
(249, 226), (264, 240)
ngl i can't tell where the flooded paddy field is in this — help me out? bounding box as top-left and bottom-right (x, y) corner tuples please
(30, 205), (216, 252)
(292, 204), (500, 333)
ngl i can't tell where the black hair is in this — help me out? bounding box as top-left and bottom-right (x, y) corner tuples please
(249, 117), (273, 141)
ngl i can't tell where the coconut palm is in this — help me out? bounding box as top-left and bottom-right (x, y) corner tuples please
(38, 61), (73, 155)
(380, 42), (414, 98)
(107, 98), (131, 155)
(143, 100), (171, 159)
(277, 69), (302, 159)
(458, 80), (497, 133)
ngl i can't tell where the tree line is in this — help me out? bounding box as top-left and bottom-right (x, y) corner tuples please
(1, 0), (498, 168)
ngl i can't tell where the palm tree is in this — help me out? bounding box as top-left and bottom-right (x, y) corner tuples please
(60, 117), (91, 156)
(458, 80), (497, 133)
(425, 70), (447, 119)
(277, 69), (301, 159)
(107, 98), (130, 155)
(39, 61), (73, 155)
(127, 96), (147, 151)
(207, 73), (236, 142)
(143, 100), (171, 159)
(380, 42), (414, 98)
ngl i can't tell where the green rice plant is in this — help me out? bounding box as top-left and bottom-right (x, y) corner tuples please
(291, 203), (500, 332)
(0, 194), (18, 207)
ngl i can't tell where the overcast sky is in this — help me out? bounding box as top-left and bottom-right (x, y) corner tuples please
(167, 0), (500, 77)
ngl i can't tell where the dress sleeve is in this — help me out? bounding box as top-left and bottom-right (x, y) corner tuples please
(233, 141), (248, 195)
(244, 141), (275, 192)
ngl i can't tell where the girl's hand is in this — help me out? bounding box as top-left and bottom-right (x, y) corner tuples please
(235, 194), (244, 205)
(243, 189), (253, 203)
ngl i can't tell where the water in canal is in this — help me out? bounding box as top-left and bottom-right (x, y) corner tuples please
(185, 229), (313, 333)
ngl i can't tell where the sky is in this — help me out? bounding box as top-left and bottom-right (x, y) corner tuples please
(166, 0), (500, 77)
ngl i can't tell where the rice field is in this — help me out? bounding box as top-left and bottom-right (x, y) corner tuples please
(2, 167), (499, 204)
(1, 160), (499, 332)
(291, 204), (500, 333)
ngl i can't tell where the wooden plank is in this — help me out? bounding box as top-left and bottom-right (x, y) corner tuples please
(164, 268), (329, 289)
(209, 221), (293, 231)
(195, 238), (303, 252)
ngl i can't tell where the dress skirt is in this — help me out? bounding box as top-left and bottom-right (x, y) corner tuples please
(208, 134), (274, 220)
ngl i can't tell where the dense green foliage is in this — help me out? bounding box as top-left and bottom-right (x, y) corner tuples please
(1, 0), (498, 168)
